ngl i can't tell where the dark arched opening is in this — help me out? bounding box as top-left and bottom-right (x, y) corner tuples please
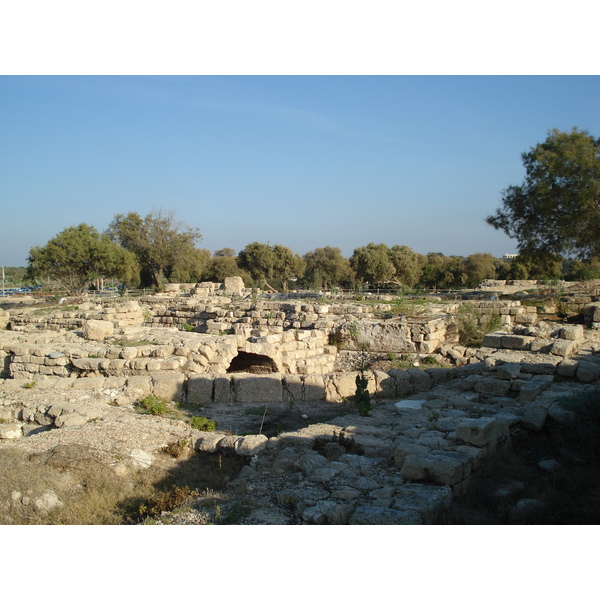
(226, 351), (279, 374)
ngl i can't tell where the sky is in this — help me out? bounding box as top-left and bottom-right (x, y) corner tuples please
(1, 2), (599, 271)
(2, 74), (598, 267)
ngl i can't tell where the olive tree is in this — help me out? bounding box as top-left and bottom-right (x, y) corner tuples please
(27, 224), (137, 296)
(107, 208), (203, 288)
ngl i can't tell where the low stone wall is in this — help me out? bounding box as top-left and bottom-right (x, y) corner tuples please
(0, 327), (338, 380)
(8, 301), (145, 331)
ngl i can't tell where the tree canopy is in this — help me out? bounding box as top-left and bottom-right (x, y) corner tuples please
(107, 208), (203, 288)
(303, 246), (354, 290)
(27, 224), (137, 296)
(487, 128), (600, 262)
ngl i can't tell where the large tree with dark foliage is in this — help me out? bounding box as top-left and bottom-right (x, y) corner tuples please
(487, 128), (600, 262)
(27, 224), (137, 296)
(107, 208), (203, 288)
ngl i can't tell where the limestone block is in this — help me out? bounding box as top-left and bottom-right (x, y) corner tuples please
(501, 335), (534, 350)
(126, 376), (152, 396)
(520, 355), (561, 375)
(514, 313), (538, 325)
(559, 325), (584, 341)
(235, 435), (269, 456)
(482, 332), (504, 348)
(520, 403), (548, 431)
(556, 359), (579, 378)
(82, 319), (114, 341)
(0, 423), (23, 439)
(213, 376), (232, 403)
(389, 368), (413, 397)
(393, 438), (431, 467)
(456, 417), (501, 447)
(583, 302), (600, 324)
(392, 483), (453, 524)
(425, 368), (454, 387)
(55, 413), (87, 428)
(497, 363), (521, 380)
(400, 451), (472, 486)
(473, 377), (512, 397)
(374, 370), (396, 398)
(549, 339), (577, 357)
(576, 360), (600, 383)
(152, 373), (185, 403)
(409, 369), (432, 393)
(326, 372), (360, 402)
(187, 375), (214, 404)
(302, 374), (327, 402)
(194, 432), (226, 452)
(232, 374), (283, 403)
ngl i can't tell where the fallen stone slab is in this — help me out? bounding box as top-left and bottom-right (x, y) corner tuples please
(456, 417), (502, 448)
(400, 450), (473, 486)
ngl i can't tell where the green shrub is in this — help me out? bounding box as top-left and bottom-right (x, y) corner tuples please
(457, 303), (502, 347)
(190, 416), (218, 431)
(138, 395), (167, 415)
(353, 371), (372, 417)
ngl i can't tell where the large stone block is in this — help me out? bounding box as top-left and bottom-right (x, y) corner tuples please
(473, 377), (512, 397)
(576, 360), (600, 383)
(152, 373), (185, 403)
(400, 450), (472, 486)
(232, 374), (283, 403)
(456, 417), (501, 448)
(82, 319), (114, 341)
(187, 375), (214, 404)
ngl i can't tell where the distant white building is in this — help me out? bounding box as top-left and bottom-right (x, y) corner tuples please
(503, 253), (519, 259)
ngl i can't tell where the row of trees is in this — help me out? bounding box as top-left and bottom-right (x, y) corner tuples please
(25, 214), (600, 297)
(25, 128), (599, 296)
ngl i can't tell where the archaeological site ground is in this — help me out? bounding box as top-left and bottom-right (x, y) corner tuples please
(1, 277), (599, 525)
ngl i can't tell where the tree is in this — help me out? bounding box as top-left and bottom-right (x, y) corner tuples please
(487, 128), (600, 262)
(237, 242), (276, 286)
(107, 208), (202, 288)
(418, 253), (466, 290)
(303, 246), (354, 290)
(27, 224), (137, 296)
(237, 242), (304, 291)
(204, 254), (251, 285)
(463, 253), (497, 288)
(388, 245), (423, 288)
(349, 243), (395, 286)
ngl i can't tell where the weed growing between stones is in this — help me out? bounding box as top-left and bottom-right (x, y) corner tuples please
(190, 416), (218, 431)
(137, 394), (167, 415)
(456, 303), (502, 347)
(353, 371), (372, 417)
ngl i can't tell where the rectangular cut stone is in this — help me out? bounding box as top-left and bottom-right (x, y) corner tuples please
(303, 374), (327, 402)
(152, 373), (185, 403)
(232, 374), (283, 403)
(501, 335), (534, 350)
(187, 375), (214, 404)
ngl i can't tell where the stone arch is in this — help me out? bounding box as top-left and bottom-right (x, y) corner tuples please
(226, 351), (279, 374)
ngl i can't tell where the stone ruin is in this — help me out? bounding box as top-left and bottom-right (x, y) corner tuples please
(1, 278), (600, 524)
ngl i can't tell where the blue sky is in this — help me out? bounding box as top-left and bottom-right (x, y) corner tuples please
(1, 75), (599, 266)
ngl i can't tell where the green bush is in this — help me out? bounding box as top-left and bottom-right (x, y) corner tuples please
(353, 371), (372, 417)
(457, 303), (502, 347)
(138, 395), (167, 415)
(190, 416), (218, 431)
